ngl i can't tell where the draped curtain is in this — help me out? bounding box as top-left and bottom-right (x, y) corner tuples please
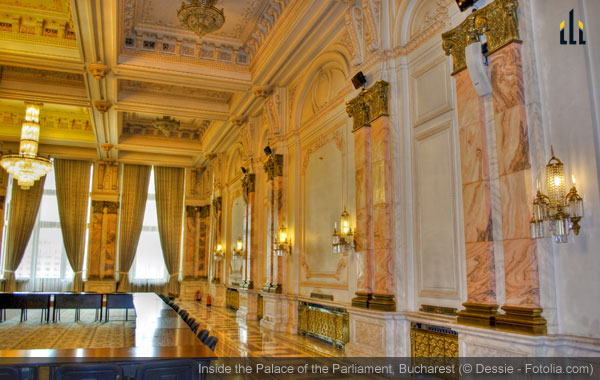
(54, 159), (92, 291)
(154, 166), (185, 296)
(117, 164), (151, 292)
(3, 176), (46, 292)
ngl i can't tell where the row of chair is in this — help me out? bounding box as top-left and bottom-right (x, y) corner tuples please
(0, 360), (202, 380)
(159, 294), (218, 351)
(0, 292), (135, 323)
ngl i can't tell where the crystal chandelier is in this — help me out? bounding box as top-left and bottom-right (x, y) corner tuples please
(152, 116), (180, 136)
(177, 0), (225, 37)
(0, 103), (52, 190)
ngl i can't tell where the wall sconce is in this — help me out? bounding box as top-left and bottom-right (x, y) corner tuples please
(233, 236), (244, 257)
(274, 224), (292, 256)
(332, 208), (355, 255)
(214, 243), (224, 261)
(531, 149), (584, 243)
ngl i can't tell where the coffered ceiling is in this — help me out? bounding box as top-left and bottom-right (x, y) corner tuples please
(0, 0), (347, 167)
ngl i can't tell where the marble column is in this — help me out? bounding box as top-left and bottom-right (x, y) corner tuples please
(347, 92), (375, 308)
(263, 154), (283, 293)
(182, 206), (198, 279)
(366, 81), (396, 311)
(489, 43), (546, 334)
(242, 174), (256, 289)
(453, 69), (499, 327)
(87, 201), (119, 281)
(85, 161), (120, 292)
(0, 169), (8, 263)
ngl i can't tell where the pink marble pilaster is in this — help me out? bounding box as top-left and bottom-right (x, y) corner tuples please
(489, 42), (541, 309)
(87, 211), (103, 279)
(182, 208), (196, 279)
(455, 69), (498, 306)
(370, 116), (395, 298)
(353, 126), (374, 294)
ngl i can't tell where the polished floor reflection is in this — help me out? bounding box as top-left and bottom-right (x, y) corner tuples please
(179, 301), (345, 357)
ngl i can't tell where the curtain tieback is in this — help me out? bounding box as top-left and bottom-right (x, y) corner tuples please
(74, 271), (83, 274)
(3, 269), (14, 273)
(118, 271), (129, 275)
(169, 273), (179, 277)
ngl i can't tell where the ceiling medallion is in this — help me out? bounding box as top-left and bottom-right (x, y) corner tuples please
(153, 116), (181, 137)
(177, 0), (225, 37)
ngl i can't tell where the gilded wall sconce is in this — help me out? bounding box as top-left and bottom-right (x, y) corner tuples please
(232, 237), (245, 257)
(274, 224), (292, 256)
(332, 208), (355, 255)
(531, 149), (584, 243)
(213, 243), (224, 261)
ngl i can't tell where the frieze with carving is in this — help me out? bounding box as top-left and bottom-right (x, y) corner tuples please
(442, 0), (520, 75)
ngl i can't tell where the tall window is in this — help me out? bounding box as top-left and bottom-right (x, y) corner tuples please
(13, 171), (74, 289)
(129, 168), (167, 282)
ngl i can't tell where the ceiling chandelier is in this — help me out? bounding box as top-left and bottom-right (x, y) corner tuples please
(177, 0), (225, 37)
(0, 103), (52, 190)
(152, 116), (180, 137)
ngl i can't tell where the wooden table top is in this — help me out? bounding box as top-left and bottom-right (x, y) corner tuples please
(0, 293), (216, 363)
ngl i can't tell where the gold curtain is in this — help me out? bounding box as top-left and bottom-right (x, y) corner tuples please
(3, 176), (46, 292)
(117, 164), (151, 292)
(54, 159), (92, 291)
(154, 166), (184, 295)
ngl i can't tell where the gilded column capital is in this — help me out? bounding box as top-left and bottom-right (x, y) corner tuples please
(242, 173), (256, 194)
(263, 154), (283, 181)
(346, 92), (370, 132)
(199, 204), (211, 218)
(212, 197), (222, 213)
(363, 80), (389, 122)
(346, 80), (389, 131)
(186, 205), (198, 217)
(442, 0), (521, 75)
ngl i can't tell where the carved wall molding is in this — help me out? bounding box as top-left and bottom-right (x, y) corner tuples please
(0, 104), (92, 133)
(344, 2), (364, 66)
(394, 0), (450, 57)
(361, 0), (380, 53)
(301, 128), (345, 176)
(442, 0), (520, 75)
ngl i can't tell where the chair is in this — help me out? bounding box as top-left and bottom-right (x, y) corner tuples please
(204, 336), (218, 351)
(190, 321), (199, 333)
(197, 329), (209, 343)
(54, 294), (103, 322)
(172, 305), (180, 312)
(15, 294), (51, 323)
(54, 364), (123, 380)
(0, 367), (20, 380)
(187, 317), (196, 326)
(134, 360), (197, 380)
(105, 293), (135, 321)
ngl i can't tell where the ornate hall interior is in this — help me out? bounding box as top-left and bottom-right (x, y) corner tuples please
(0, 0), (599, 360)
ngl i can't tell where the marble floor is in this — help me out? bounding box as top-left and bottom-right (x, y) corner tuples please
(178, 301), (345, 358)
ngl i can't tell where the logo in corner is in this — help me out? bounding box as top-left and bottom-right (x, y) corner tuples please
(561, 9), (586, 45)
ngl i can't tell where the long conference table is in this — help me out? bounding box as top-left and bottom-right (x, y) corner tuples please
(0, 293), (217, 377)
